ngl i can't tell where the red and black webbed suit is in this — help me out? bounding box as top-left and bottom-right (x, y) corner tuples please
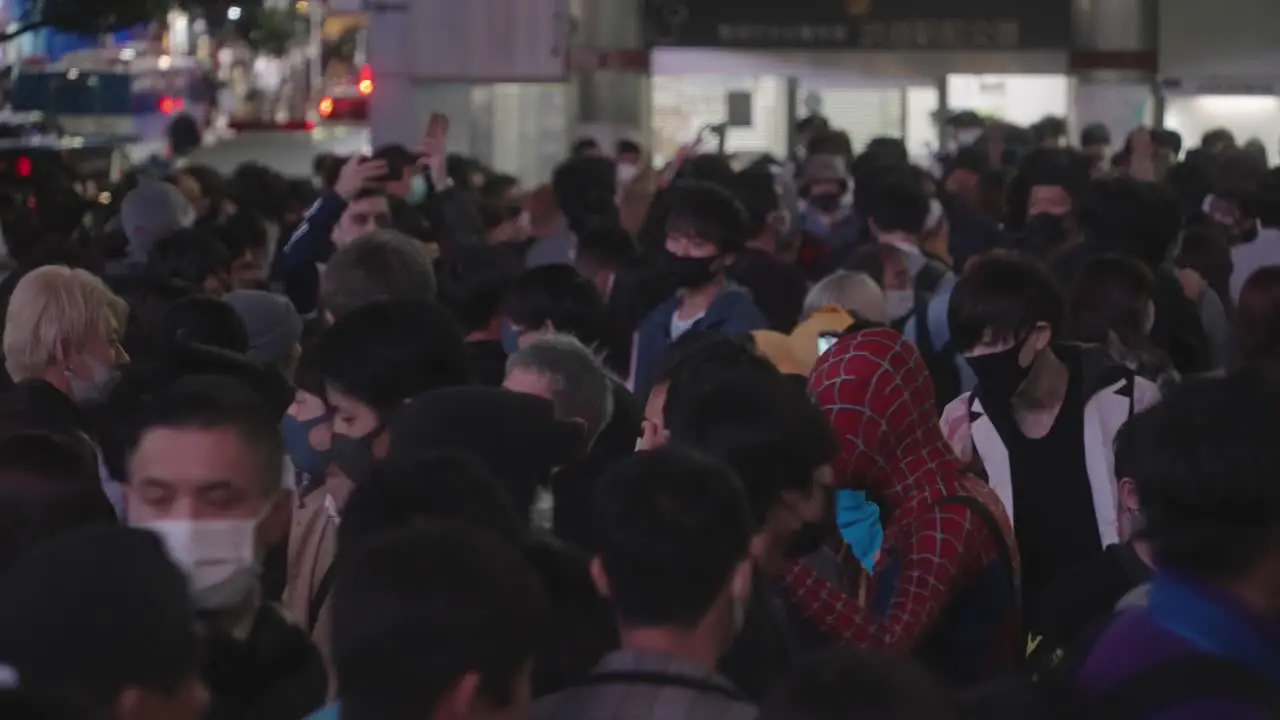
(782, 327), (1021, 684)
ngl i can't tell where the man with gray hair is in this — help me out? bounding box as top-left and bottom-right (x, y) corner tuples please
(803, 269), (887, 324)
(504, 333), (615, 448)
(321, 229), (437, 322)
(504, 333), (618, 547)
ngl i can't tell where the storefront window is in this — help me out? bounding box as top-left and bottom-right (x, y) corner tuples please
(651, 75), (788, 165)
(1164, 94), (1280, 163)
(945, 74), (1069, 127)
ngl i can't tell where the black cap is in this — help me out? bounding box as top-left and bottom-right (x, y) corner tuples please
(0, 526), (199, 698)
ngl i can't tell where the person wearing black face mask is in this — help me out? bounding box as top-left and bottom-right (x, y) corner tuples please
(631, 181), (768, 404)
(940, 256), (1162, 632)
(281, 300), (470, 659)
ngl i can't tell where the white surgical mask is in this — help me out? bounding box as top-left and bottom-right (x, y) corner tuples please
(616, 163), (639, 186)
(137, 508), (268, 610)
(66, 356), (119, 406)
(885, 289), (916, 321)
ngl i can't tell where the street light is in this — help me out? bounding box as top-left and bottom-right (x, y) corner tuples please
(227, 5), (243, 20)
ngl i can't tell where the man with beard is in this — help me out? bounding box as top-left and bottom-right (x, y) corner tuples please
(780, 326), (1021, 685)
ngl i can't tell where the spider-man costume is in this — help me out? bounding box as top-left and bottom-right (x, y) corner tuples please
(782, 327), (1021, 683)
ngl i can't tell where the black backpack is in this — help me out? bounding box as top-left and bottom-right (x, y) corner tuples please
(909, 298), (962, 413)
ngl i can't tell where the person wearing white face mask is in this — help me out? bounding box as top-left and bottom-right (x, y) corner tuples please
(125, 376), (328, 719)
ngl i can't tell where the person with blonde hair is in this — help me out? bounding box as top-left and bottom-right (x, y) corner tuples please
(3, 265), (129, 405)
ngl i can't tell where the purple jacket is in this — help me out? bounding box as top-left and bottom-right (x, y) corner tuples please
(1074, 573), (1280, 719)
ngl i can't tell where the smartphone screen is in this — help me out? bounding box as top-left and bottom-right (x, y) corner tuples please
(817, 335), (837, 355)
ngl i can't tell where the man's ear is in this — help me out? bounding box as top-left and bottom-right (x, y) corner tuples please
(589, 555), (612, 599)
(1031, 321), (1053, 353)
(1118, 477), (1141, 514)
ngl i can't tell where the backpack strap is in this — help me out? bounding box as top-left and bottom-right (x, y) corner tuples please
(938, 493), (1014, 594)
(1081, 654), (1280, 719)
(912, 298), (936, 357)
(308, 564), (336, 631)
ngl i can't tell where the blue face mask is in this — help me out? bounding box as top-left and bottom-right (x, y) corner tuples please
(835, 488), (884, 573)
(281, 414), (331, 478)
(407, 174), (428, 205)
(501, 322), (524, 356)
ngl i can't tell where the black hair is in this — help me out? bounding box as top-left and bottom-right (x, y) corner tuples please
(0, 432), (115, 577)
(181, 164), (226, 210)
(229, 162), (289, 222)
(125, 375), (285, 493)
(574, 222), (639, 274)
(796, 115), (828, 136)
(571, 137), (601, 156)
(503, 265), (611, 349)
(668, 367), (836, 526)
(145, 227), (230, 291)
(843, 243), (901, 290)
(654, 332), (764, 390)
(1067, 254), (1156, 350)
(1078, 177), (1181, 267)
(865, 171), (931, 236)
(309, 300), (470, 414)
(615, 139), (642, 157)
(862, 137), (910, 166)
(167, 114), (201, 156)
(152, 295), (251, 356)
(1005, 148), (1091, 231)
(593, 447), (752, 627)
(338, 450), (525, 553)
(477, 199), (522, 233)
(334, 523), (550, 720)
(761, 648), (956, 720)
(217, 210), (271, 261)
(734, 166), (781, 239)
(948, 254), (1067, 352)
(678, 153), (738, 190)
(551, 156), (616, 221)
(1031, 116), (1068, 143)
(479, 173), (519, 202)
(436, 244), (521, 334)
(1153, 128), (1183, 155)
(1132, 373), (1280, 582)
(664, 180), (749, 254)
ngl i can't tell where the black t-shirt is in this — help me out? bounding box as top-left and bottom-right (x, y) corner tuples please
(1029, 542), (1152, 660)
(985, 354), (1102, 632)
(465, 339), (509, 387)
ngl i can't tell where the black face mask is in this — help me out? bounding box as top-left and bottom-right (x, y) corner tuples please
(808, 193), (843, 214)
(329, 426), (382, 484)
(1021, 213), (1069, 258)
(964, 341), (1033, 406)
(665, 251), (720, 289)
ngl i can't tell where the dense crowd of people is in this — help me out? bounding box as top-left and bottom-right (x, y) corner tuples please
(0, 109), (1275, 720)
